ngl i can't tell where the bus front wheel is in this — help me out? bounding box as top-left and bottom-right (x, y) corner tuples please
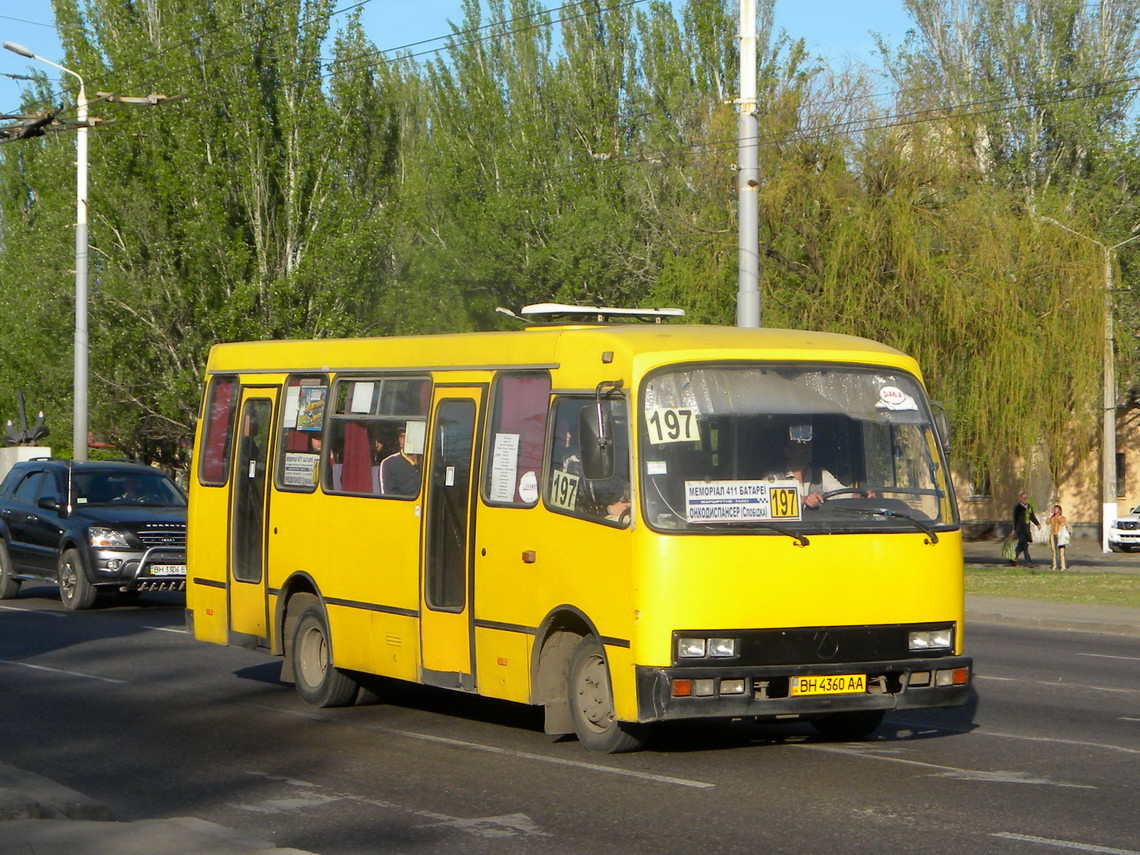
(291, 600), (359, 708)
(567, 636), (646, 753)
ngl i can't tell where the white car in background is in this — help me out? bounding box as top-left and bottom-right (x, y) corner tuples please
(1108, 505), (1140, 553)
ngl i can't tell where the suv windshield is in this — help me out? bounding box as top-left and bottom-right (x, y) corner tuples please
(640, 363), (956, 534)
(71, 469), (187, 507)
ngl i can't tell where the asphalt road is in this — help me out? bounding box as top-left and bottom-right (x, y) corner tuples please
(1, 585), (1137, 855)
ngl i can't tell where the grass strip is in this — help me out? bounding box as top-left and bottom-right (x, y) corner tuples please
(965, 566), (1140, 608)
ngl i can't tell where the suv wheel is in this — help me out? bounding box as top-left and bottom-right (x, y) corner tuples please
(0, 541), (21, 599)
(58, 549), (97, 610)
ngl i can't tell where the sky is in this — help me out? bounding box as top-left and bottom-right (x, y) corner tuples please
(0, 1), (914, 117)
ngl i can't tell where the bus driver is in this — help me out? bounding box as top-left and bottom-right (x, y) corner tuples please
(769, 426), (872, 508)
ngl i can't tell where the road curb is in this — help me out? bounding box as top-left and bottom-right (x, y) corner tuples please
(0, 817), (320, 854)
(0, 762), (318, 855)
(967, 609), (1140, 637)
(0, 762), (113, 821)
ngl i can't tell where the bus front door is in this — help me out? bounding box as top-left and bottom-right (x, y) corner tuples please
(228, 390), (275, 647)
(420, 389), (483, 690)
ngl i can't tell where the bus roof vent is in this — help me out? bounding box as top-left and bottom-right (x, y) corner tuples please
(508, 303), (685, 326)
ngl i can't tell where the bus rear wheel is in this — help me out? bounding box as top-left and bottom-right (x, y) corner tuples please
(810, 709), (885, 741)
(291, 600), (359, 708)
(567, 636), (646, 754)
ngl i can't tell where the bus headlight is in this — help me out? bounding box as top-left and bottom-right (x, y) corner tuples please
(909, 628), (953, 651)
(708, 638), (737, 657)
(677, 638), (707, 658)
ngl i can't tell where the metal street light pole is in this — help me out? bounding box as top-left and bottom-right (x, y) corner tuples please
(3, 41), (89, 462)
(1042, 217), (1140, 552)
(736, 0), (760, 328)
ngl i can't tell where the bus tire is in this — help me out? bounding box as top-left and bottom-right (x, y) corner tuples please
(58, 549), (96, 610)
(291, 600), (359, 708)
(0, 541), (21, 599)
(810, 709), (885, 741)
(567, 636), (646, 753)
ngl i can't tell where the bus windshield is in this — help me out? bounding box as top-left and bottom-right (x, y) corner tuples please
(640, 363), (956, 534)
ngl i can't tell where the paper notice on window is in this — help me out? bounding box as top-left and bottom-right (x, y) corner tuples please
(490, 433), (520, 502)
(283, 386), (302, 428)
(350, 382), (375, 414)
(404, 420), (426, 455)
(283, 453), (319, 487)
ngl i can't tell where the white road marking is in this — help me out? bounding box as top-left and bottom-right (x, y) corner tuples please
(424, 812), (548, 839)
(891, 713), (1140, 757)
(0, 658), (127, 684)
(0, 605), (66, 617)
(793, 743), (1094, 789)
(1122, 717), (1140, 723)
(235, 791), (341, 813)
(992, 832), (1140, 854)
(245, 771), (551, 839)
(1, 603), (185, 636)
(376, 726), (717, 789)
(250, 707), (716, 789)
(977, 730), (1140, 756)
(1076, 653), (1140, 663)
(975, 673), (1140, 696)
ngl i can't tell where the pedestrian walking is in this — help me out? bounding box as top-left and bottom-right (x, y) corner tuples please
(1012, 491), (1039, 567)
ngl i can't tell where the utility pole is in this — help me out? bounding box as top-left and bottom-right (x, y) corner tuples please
(4, 41), (89, 460)
(736, 0), (760, 329)
(3, 43), (183, 461)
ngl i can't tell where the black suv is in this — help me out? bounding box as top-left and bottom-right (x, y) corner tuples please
(0, 459), (187, 609)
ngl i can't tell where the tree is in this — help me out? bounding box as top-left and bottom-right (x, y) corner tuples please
(0, 0), (403, 464)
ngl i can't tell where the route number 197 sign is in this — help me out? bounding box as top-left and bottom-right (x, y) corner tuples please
(684, 480), (801, 523)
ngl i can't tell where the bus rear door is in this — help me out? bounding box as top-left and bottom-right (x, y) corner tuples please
(420, 387), (483, 690)
(228, 388), (275, 647)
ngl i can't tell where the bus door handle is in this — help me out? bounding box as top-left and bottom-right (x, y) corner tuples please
(522, 550), (536, 564)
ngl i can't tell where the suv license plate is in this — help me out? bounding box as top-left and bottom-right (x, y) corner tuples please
(149, 564), (186, 576)
(790, 674), (866, 697)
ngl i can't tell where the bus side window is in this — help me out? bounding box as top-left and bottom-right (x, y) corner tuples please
(276, 375), (328, 492)
(483, 371), (551, 507)
(199, 375), (239, 487)
(324, 376), (431, 498)
(547, 396), (630, 526)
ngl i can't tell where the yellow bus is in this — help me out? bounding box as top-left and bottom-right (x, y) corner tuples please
(186, 305), (971, 753)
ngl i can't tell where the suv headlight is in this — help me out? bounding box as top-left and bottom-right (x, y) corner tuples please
(88, 527), (132, 549)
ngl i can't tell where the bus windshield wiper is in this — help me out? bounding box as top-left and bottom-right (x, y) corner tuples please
(833, 507), (939, 544)
(763, 524), (810, 547)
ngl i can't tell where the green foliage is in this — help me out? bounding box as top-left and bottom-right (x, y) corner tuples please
(0, 0), (1135, 488)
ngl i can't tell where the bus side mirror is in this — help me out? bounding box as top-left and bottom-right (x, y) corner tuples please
(931, 402), (951, 454)
(578, 403), (615, 481)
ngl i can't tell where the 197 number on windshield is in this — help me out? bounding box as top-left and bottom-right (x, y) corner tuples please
(769, 487), (800, 519)
(647, 408), (698, 444)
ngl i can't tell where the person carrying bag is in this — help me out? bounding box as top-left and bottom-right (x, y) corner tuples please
(1047, 504), (1070, 571)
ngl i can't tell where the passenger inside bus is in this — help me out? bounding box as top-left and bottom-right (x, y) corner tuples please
(379, 428), (421, 497)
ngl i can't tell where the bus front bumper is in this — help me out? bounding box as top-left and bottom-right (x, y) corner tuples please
(634, 656), (972, 723)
